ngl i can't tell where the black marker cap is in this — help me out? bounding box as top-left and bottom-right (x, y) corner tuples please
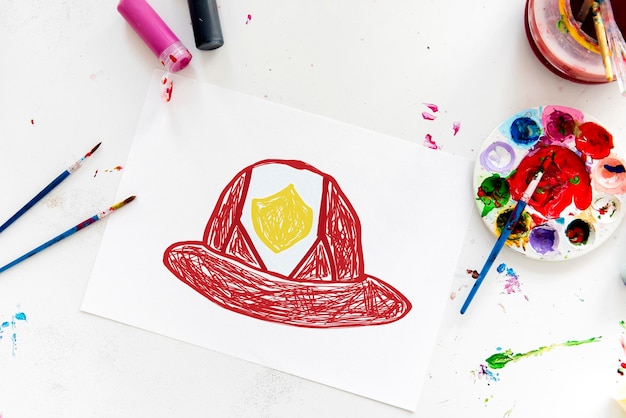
(187, 0), (224, 50)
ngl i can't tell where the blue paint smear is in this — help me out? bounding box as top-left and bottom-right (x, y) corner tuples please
(0, 311), (28, 356)
(496, 263), (515, 276)
(604, 163), (626, 173)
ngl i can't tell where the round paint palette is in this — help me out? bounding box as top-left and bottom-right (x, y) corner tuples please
(474, 105), (626, 261)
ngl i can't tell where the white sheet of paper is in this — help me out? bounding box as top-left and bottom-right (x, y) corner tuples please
(81, 70), (474, 411)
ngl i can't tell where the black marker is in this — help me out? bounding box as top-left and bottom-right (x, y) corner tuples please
(187, 0), (224, 50)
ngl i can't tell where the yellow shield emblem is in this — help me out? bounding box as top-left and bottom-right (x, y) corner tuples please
(251, 184), (313, 253)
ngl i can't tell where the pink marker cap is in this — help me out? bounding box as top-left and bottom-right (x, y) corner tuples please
(117, 0), (192, 72)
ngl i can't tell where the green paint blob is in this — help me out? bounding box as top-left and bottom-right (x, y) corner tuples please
(477, 174), (510, 217)
(485, 336), (601, 369)
(620, 320), (626, 330)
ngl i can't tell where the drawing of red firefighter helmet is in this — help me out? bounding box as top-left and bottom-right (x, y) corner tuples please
(163, 159), (411, 328)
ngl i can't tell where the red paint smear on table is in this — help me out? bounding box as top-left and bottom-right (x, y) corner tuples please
(423, 133), (440, 149)
(422, 112), (436, 121)
(30, 119), (34, 125)
(246, 14), (252, 24)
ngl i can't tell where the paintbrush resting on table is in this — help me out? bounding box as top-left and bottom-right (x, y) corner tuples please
(0, 142), (102, 234)
(460, 155), (553, 314)
(0, 196), (136, 275)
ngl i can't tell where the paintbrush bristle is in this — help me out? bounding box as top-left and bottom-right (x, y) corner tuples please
(109, 195), (136, 211)
(86, 142), (102, 157)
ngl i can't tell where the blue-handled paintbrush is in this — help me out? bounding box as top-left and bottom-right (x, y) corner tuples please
(460, 156), (552, 314)
(0, 195), (135, 275)
(0, 142), (102, 235)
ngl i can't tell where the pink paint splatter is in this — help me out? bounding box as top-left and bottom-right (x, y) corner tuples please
(246, 14), (252, 24)
(453, 121), (461, 135)
(422, 111), (436, 120)
(423, 133), (440, 150)
(496, 263), (529, 301)
(423, 103), (439, 113)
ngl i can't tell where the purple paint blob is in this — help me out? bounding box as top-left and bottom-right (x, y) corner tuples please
(480, 141), (516, 173)
(529, 225), (559, 255)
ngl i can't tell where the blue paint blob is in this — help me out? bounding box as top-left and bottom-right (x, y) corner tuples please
(496, 263), (506, 273)
(604, 163), (626, 173)
(1, 322), (9, 328)
(14, 312), (26, 321)
(509, 117), (541, 146)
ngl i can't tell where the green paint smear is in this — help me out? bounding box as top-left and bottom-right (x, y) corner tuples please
(485, 336), (601, 369)
(620, 320), (626, 330)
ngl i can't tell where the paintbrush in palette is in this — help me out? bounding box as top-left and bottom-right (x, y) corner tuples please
(0, 142), (102, 234)
(0, 196), (136, 275)
(592, 1), (614, 82)
(599, 0), (626, 95)
(460, 154), (553, 314)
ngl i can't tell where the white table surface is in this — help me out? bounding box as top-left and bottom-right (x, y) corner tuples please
(2, 0), (626, 417)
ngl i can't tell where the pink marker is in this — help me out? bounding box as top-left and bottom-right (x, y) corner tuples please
(117, 0), (192, 72)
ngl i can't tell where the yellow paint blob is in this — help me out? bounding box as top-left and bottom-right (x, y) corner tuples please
(251, 184), (313, 253)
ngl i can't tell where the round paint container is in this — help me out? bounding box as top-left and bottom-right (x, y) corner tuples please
(474, 105), (626, 261)
(525, 0), (626, 83)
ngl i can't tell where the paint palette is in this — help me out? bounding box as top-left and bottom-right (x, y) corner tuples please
(474, 105), (626, 261)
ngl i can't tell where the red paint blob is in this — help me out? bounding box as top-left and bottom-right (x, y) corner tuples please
(575, 121), (613, 159)
(507, 145), (592, 219)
